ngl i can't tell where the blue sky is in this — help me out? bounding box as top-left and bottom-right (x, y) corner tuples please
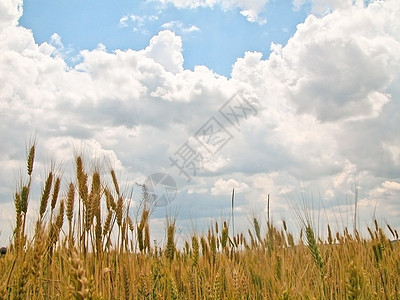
(19, 0), (308, 76)
(1, 0), (400, 245)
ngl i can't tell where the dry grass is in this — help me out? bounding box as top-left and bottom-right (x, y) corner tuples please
(0, 144), (400, 299)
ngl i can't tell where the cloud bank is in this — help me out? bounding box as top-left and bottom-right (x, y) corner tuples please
(1, 0), (400, 243)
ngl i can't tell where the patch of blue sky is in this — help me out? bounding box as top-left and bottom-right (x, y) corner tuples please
(19, 0), (309, 77)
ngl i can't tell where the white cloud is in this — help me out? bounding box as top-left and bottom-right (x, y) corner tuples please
(141, 30), (184, 74)
(0, 0), (22, 30)
(280, 3), (400, 122)
(211, 178), (249, 195)
(233, 0), (269, 24)
(382, 181), (400, 191)
(49, 33), (63, 48)
(358, 179), (400, 218)
(161, 21), (200, 34)
(154, 0), (269, 24)
(118, 14), (159, 34)
(119, 15), (129, 27)
(154, 0), (218, 9)
(1, 0), (400, 241)
(292, 0), (363, 14)
(183, 25), (200, 33)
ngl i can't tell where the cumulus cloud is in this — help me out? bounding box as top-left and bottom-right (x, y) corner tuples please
(0, 0), (22, 29)
(141, 30), (184, 73)
(235, 0), (268, 24)
(1, 0), (400, 240)
(282, 4), (400, 122)
(211, 178), (249, 195)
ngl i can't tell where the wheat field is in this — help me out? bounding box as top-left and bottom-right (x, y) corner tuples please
(0, 143), (399, 299)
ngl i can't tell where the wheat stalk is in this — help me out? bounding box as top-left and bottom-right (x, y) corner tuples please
(68, 248), (89, 300)
(40, 172), (53, 220)
(166, 219), (176, 262)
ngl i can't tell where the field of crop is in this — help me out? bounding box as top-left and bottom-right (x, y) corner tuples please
(0, 143), (399, 299)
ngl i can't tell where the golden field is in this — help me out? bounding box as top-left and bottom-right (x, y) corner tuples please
(0, 143), (399, 299)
